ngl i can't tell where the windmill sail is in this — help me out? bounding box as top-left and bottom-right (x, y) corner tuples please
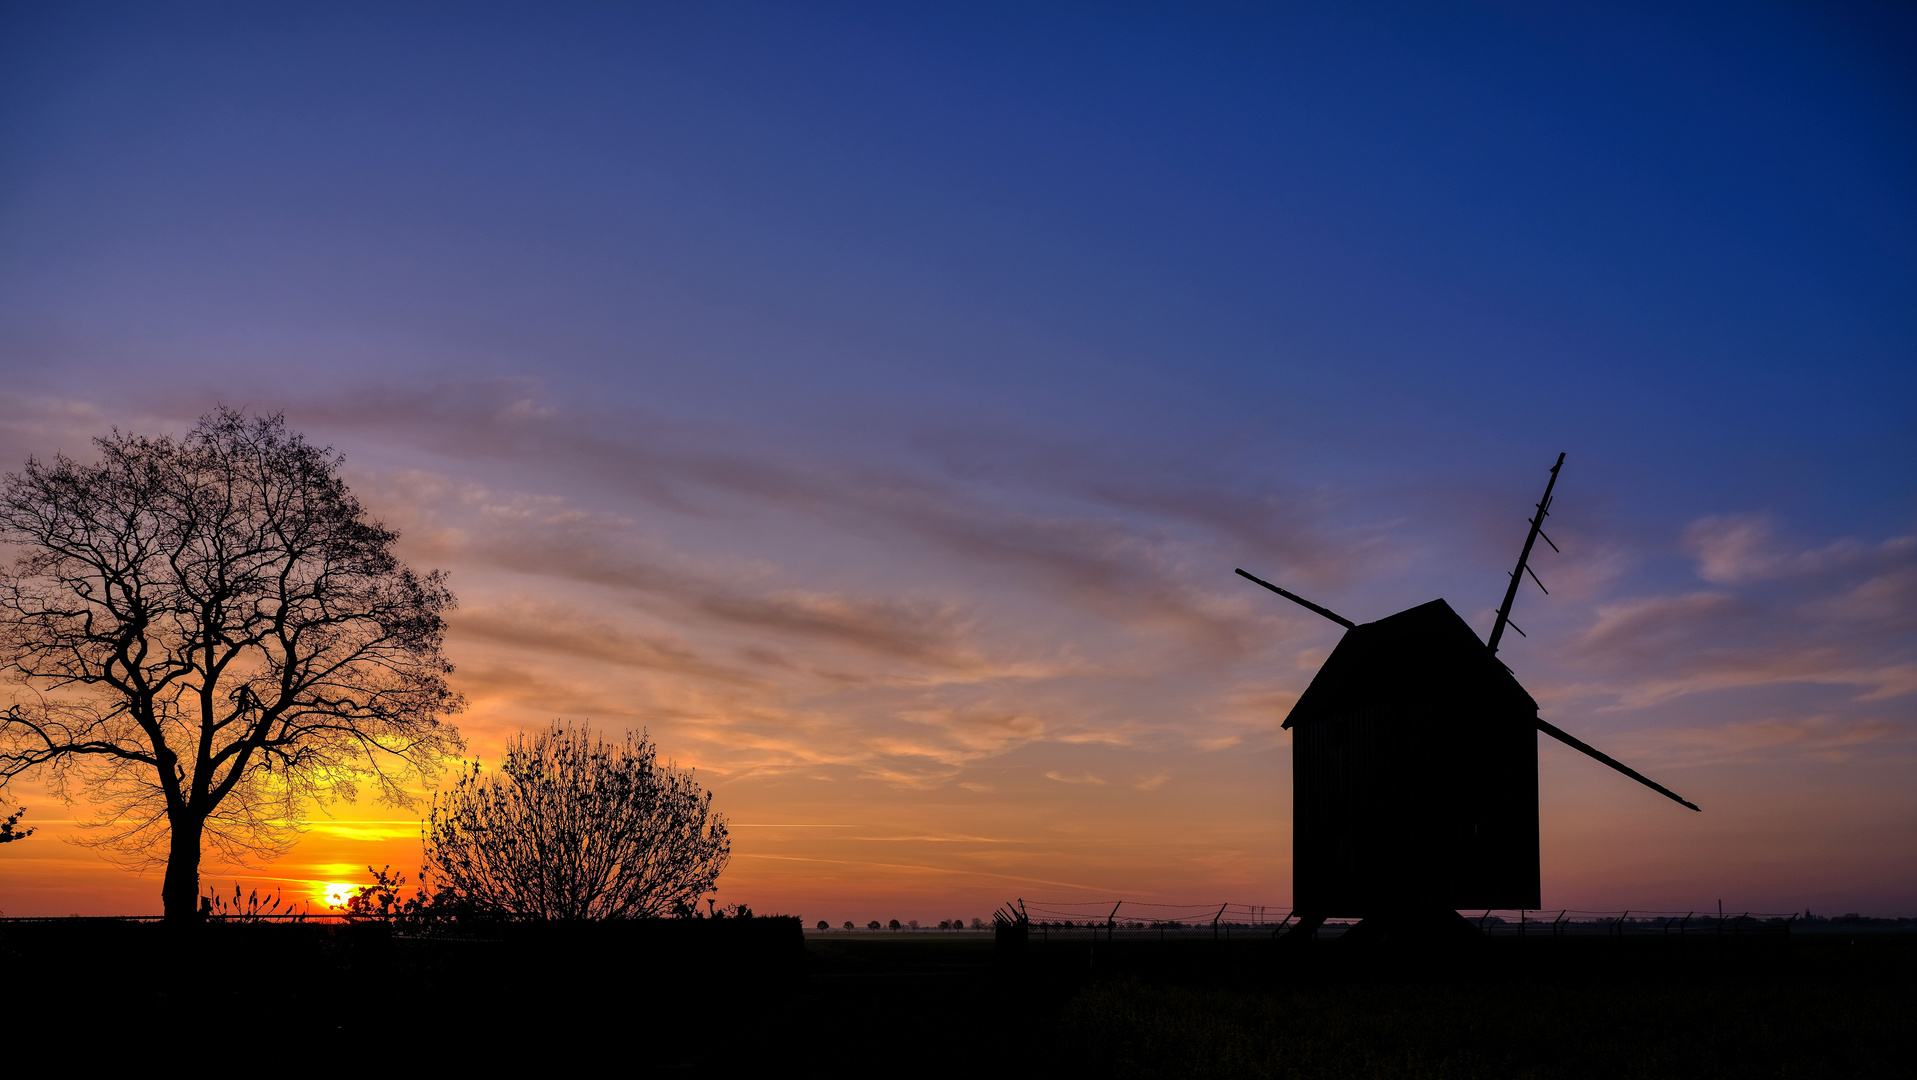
(1477, 454), (1700, 812)
(1489, 452), (1565, 656)
(1535, 718), (1700, 811)
(1233, 568), (1354, 629)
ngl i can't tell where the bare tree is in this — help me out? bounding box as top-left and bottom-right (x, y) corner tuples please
(422, 723), (730, 920)
(0, 409), (464, 920)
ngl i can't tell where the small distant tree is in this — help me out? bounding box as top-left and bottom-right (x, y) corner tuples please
(867, 920), (880, 931)
(889, 919), (901, 931)
(0, 806), (29, 843)
(951, 916), (963, 931)
(816, 920), (829, 931)
(842, 920), (854, 931)
(422, 723), (729, 920)
(970, 917), (984, 930)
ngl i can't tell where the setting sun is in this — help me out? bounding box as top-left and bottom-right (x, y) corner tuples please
(320, 883), (355, 908)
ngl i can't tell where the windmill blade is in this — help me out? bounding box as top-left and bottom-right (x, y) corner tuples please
(1488, 453), (1565, 655)
(1234, 569), (1355, 629)
(1536, 718), (1700, 812)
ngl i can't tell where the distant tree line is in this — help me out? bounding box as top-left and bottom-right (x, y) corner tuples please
(810, 918), (987, 931)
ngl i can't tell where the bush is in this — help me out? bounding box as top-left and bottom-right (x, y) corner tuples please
(423, 724), (729, 919)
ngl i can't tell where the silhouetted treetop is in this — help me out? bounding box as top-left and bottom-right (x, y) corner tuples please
(422, 723), (729, 920)
(0, 408), (465, 919)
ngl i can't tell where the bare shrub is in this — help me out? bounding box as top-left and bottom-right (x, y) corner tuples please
(423, 723), (729, 920)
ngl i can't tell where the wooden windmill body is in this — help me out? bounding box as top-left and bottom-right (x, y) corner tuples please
(1240, 455), (1697, 940)
(1285, 598), (1542, 916)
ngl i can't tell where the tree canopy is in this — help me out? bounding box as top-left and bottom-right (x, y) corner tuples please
(0, 408), (464, 919)
(423, 723), (730, 920)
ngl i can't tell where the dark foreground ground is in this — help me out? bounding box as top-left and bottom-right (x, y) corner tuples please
(7, 921), (1910, 1077)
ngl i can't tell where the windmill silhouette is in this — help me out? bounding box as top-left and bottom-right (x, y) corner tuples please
(1239, 454), (1697, 945)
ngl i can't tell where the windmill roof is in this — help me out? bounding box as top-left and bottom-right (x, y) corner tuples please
(1282, 598), (1538, 729)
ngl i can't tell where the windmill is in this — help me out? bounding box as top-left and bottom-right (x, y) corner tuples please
(1238, 454), (1697, 944)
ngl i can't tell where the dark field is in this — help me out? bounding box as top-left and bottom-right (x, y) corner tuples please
(8, 922), (1910, 1077)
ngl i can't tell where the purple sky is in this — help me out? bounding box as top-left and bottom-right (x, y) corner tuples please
(0, 2), (1911, 918)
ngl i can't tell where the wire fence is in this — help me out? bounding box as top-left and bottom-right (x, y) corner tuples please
(1021, 900), (1284, 928)
(0, 903), (1819, 934)
(1005, 901), (1807, 937)
(1447, 909), (1801, 937)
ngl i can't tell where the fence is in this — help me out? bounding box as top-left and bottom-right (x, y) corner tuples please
(1003, 900), (1805, 941)
(1, 905), (1810, 935)
(1458, 909), (1799, 938)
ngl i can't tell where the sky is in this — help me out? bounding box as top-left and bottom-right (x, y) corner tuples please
(0, 1), (1912, 921)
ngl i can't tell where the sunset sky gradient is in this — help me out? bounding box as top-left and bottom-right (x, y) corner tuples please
(1, 2), (1912, 920)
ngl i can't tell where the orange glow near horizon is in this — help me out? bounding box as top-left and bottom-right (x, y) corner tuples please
(0, 403), (1910, 922)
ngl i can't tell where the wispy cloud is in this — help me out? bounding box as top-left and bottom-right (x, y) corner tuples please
(1561, 518), (1917, 708)
(1625, 715), (1915, 767)
(10, 384), (1911, 916)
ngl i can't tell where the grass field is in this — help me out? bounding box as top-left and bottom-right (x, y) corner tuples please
(1049, 937), (1915, 1079)
(7, 921), (1909, 1076)
(799, 930), (1913, 1078)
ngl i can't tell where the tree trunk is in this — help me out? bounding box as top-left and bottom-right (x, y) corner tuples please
(162, 814), (204, 923)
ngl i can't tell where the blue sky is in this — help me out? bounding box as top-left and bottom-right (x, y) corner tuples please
(1, 2), (1912, 916)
